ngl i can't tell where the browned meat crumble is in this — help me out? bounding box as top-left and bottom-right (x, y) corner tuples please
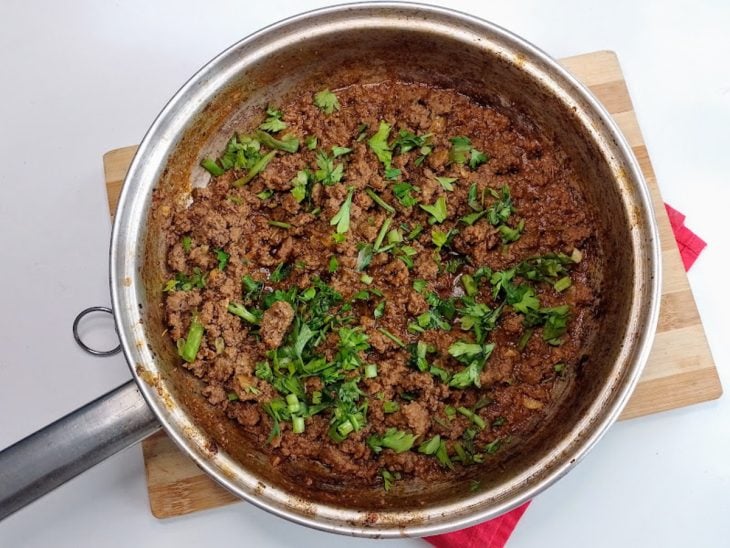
(163, 82), (600, 489)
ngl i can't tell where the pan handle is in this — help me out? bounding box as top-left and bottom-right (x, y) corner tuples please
(0, 380), (161, 521)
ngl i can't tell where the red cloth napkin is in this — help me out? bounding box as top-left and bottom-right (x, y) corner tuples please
(665, 204), (707, 270)
(425, 203), (705, 548)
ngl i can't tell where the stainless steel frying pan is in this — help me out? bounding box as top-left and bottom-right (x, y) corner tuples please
(0, 2), (660, 537)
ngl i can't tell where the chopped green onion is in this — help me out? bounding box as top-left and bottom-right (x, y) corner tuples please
(378, 327), (406, 348)
(461, 274), (477, 296)
(457, 407), (486, 429)
(214, 249), (230, 270)
(292, 416), (305, 434)
(383, 400), (399, 413)
(364, 364), (378, 378)
(227, 302), (260, 325)
(268, 220), (292, 229)
(328, 256), (339, 273)
(365, 188), (395, 215)
(368, 428), (417, 454)
(286, 393), (300, 413)
(554, 276), (572, 292)
(361, 273), (373, 285)
(177, 316), (204, 363)
(255, 130), (299, 153)
(485, 439), (501, 454)
(233, 150), (276, 187)
(374, 301), (385, 319)
(227, 392), (239, 402)
(373, 217), (393, 251)
(337, 420), (354, 437)
(518, 328), (533, 350)
(311, 391), (322, 405)
(201, 158), (225, 176)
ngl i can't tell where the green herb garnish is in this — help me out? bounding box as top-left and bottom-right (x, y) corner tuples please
(227, 302), (261, 325)
(314, 150), (344, 186)
(233, 150), (276, 187)
(304, 135), (318, 150)
(313, 89), (340, 114)
(393, 182), (419, 207)
(378, 327), (406, 348)
(259, 105), (287, 133)
(418, 435), (441, 455)
(330, 188), (354, 234)
(215, 249), (230, 270)
(368, 428), (418, 454)
(368, 121), (393, 169)
(181, 235), (192, 253)
(201, 158), (225, 176)
(177, 316), (204, 363)
(419, 196), (448, 224)
(435, 176), (457, 191)
(365, 188), (395, 215)
(255, 130), (299, 154)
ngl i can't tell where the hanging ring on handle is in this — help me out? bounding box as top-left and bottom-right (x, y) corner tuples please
(72, 306), (122, 357)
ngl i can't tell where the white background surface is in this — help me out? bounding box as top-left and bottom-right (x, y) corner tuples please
(1, 1), (728, 546)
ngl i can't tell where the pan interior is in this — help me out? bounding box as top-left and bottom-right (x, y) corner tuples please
(123, 5), (656, 535)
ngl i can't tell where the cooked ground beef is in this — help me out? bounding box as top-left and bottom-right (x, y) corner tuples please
(162, 82), (601, 489)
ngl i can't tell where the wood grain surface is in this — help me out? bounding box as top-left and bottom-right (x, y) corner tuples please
(103, 50), (721, 519)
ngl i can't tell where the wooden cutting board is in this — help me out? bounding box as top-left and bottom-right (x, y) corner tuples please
(103, 50), (721, 519)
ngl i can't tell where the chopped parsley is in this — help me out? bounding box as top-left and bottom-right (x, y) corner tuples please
(435, 176), (457, 191)
(368, 428), (418, 454)
(313, 89), (340, 114)
(393, 130), (431, 153)
(181, 235), (192, 253)
(381, 469), (400, 491)
(448, 136), (489, 169)
(368, 121), (393, 169)
(215, 249), (230, 270)
(330, 188), (354, 234)
(304, 135), (318, 150)
(259, 105), (287, 133)
(290, 170), (311, 203)
(314, 150), (344, 186)
(418, 435), (441, 455)
(393, 182), (420, 207)
(419, 196), (448, 224)
(385, 167), (401, 180)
